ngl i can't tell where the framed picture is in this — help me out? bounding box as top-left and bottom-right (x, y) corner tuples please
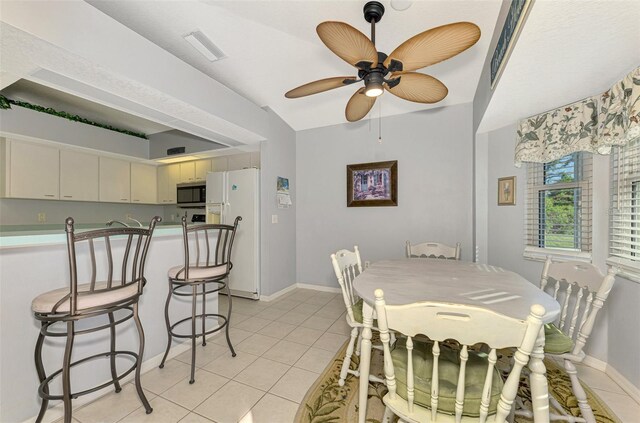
(498, 176), (516, 206)
(347, 160), (397, 207)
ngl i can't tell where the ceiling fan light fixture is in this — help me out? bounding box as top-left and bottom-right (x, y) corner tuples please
(365, 83), (384, 97)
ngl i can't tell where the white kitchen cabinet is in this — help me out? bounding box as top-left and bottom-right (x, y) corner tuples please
(194, 159), (211, 182)
(99, 157), (130, 203)
(211, 156), (228, 172)
(60, 150), (99, 202)
(131, 163), (157, 204)
(7, 140), (59, 199)
(227, 153), (251, 171)
(179, 161), (196, 183)
(157, 163), (179, 204)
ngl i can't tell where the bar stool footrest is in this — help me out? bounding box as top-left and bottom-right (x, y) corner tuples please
(167, 313), (229, 339)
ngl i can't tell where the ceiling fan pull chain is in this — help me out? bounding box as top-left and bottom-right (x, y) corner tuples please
(378, 101), (383, 144)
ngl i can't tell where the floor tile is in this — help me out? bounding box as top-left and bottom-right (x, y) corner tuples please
(290, 302), (322, 316)
(210, 327), (253, 347)
(591, 388), (640, 422)
(300, 315), (337, 331)
(326, 318), (352, 336)
(294, 347), (336, 374)
(74, 383), (152, 423)
(119, 396), (189, 423)
(262, 339), (310, 365)
(276, 311), (312, 325)
(269, 367), (319, 403)
(141, 360), (191, 395)
(313, 331), (348, 353)
(178, 413), (214, 423)
(253, 307), (289, 321)
(233, 316), (272, 332)
(234, 357), (291, 391)
(313, 304), (346, 319)
(174, 342), (229, 368)
(287, 290), (316, 301)
(235, 333), (280, 355)
(268, 299), (300, 311)
(160, 370), (229, 410)
(304, 295), (333, 306)
(574, 363), (626, 394)
(284, 326), (325, 346)
(239, 393), (299, 423)
(204, 351), (259, 379)
(194, 380), (265, 423)
(257, 321), (297, 339)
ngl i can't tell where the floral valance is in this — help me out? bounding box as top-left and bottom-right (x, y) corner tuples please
(515, 66), (640, 166)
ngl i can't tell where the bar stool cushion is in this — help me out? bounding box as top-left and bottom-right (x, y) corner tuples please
(391, 340), (503, 417)
(543, 323), (574, 354)
(168, 264), (228, 281)
(32, 282), (139, 314)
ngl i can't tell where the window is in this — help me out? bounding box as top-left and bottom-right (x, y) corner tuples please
(609, 136), (640, 275)
(525, 152), (592, 261)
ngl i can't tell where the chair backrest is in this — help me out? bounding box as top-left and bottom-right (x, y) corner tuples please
(64, 216), (162, 315)
(180, 215), (242, 280)
(374, 288), (544, 423)
(330, 246), (363, 323)
(540, 257), (618, 355)
(406, 241), (461, 260)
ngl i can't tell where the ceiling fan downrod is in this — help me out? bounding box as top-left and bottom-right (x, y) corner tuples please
(363, 1), (385, 46)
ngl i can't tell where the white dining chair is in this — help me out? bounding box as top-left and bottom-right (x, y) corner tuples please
(374, 288), (545, 423)
(331, 246), (385, 386)
(536, 257), (618, 423)
(406, 241), (461, 260)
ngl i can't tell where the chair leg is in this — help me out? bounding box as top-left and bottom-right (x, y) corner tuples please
(190, 284), (197, 384)
(133, 302), (153, 414)
(108, 312), (122, 393)
(159, 280), (173, 369)
(34, 327), (49, 423)
(355, 328), (363, 356)
(383, 406), (394, 422)
(201, 283), (207, 347)
(224, 280), (237, 357)
(565, 359), (595, 423)
(339, 327), (359, 387)
(61, 321), (74, 423)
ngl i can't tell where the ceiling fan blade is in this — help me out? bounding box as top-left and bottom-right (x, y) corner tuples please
(384, 22), (480, 72)
(386, 72), (448, 103)
(345, 88), (377, 122)
(285, 76), (357, 98)
(317, 21), (378, 70)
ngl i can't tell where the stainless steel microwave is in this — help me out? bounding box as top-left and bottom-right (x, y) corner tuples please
(176, 182), (206, 208)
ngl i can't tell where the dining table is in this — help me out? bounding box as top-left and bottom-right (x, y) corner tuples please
(353, 258), (561, 423)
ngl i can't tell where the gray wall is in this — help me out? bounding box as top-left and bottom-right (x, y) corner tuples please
(296, 103), (474, 287)
(259, 108), (297, 296)
(0, 106), (149, 158)
(481, 123), (640, 390)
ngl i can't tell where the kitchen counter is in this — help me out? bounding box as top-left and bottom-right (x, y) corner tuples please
(0, 222), (184, 248)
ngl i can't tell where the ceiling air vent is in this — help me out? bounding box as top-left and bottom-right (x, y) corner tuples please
(184, 31), (226, 62)
(167, 146), (186, 155)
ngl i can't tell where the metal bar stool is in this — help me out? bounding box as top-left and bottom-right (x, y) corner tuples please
(159, 215), (241, 384)
(31, 216), (161, 423)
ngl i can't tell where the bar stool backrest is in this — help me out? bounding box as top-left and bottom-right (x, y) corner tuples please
(406, 241), (461, 260)
(180, 215), (242, 280)
(63, 216), (161, 315)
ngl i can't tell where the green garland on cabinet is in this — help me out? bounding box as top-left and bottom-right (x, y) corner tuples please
(0, 94), (148, 139)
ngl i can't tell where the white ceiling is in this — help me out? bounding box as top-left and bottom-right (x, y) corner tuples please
(88, 0), (503, 131)
(479, 0), (640, 133)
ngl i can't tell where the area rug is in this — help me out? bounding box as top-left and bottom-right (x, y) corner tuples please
(295, 340), (620, 423)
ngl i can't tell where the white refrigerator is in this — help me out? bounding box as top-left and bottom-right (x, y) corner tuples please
(206, 168), (260, 299)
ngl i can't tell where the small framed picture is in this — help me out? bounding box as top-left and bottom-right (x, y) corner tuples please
(347, 160), (398, 207)
(498, 176), (516, 206)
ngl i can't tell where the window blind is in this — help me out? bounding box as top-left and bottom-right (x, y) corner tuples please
(610, 137), (640, 262)
(525, 153), (593, 253)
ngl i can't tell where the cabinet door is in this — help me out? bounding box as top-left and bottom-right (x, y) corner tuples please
(211, 156), (228, 172)
(157, 165), (170, 204)
(131, 163), (157, 204)
(168, 164), (179, 203)
(9, 140), (59, 199)
(60, 150), (99, 201)
(179, 161), (196, 183)
(99, 157), (130, 203)
(194, 159), (211, 182)
(227, 153), (251, 171)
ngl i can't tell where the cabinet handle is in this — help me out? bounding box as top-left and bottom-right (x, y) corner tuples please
(44, 194), (55, 197)
(133, 199), (140, 202)
(63, 195), (73, 198)
(121, 198), (128, 201)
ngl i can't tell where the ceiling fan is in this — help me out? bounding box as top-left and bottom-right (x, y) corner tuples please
(285, 1), (481, 122)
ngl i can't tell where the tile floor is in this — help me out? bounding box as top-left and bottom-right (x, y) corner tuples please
(57, 288), (639, 423)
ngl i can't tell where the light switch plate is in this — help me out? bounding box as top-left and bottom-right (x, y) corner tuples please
(271, 214), (278, 224)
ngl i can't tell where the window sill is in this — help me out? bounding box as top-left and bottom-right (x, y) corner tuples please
(606, 257), (640, 284)
(523, 246), (592, 263)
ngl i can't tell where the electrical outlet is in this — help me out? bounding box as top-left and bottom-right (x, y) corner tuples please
(170, 214), (176, 221)
(125, 213), (132, 220)
(364, 261), (370, 269)
(271, 214), (278, 224)
(38, 212), (46, 223)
